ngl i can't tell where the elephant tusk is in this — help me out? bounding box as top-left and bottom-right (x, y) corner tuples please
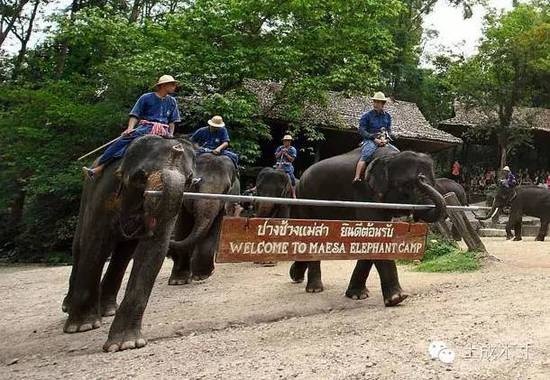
(144, 190), (163, 196)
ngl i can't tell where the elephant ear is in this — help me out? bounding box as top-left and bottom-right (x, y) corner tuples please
(365, 158), (389, 199)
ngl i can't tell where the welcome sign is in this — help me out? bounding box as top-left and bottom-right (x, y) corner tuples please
(216, 217), (428, 263)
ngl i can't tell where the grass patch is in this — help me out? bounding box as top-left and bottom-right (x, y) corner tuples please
(412, 234), (480, 273)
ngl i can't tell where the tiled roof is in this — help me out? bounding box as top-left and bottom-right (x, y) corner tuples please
(440, 101), (550, 132)
(244, 80), (462, 144)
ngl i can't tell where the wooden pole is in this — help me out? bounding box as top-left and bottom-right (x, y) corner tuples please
(444, 192), (487, 253)
(77, 137), (119, 161)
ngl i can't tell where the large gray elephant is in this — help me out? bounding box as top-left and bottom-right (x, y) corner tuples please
(63, 135), (196, 352)
(289, 146), (446, 306)
(168, 153), (239, 284)
(435, 177), (468, 240)
(475, 184), (550, 241)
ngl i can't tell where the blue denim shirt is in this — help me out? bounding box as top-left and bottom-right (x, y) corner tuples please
(191, 126), (230, 150)
(275, 145), (297, 168)
(358, 110), (392, 140)
(129, 92), (181, 124)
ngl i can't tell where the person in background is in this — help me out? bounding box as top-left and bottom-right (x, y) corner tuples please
(190, 115), (239, 167)
(275, 134), (298, 198)
(501, 166), (517, 188)
(451, 160), (461, 182)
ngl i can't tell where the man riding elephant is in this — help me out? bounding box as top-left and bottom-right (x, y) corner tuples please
(64, 135), (196, 352)
(83, 75), (181, 179)
(353, 91), (399, 183)
(290, 145), (446, 305)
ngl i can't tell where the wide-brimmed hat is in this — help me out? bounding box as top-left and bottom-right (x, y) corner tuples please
(502, 166), (510, 171)
(282, 134), (293, 141)
(371, 91), (389, 102)
(155, 75), (178, 87)
(208, 115), (225, 128)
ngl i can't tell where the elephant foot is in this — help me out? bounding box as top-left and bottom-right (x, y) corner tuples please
(345, 287), (370, 300)
(192, 272), (212, 282)
(100, 298), (118, 317)
(289, 262), (306, 283)
(64, 314), (101, 334)
(168, 270), (192, 285)
(506, 235), (513, 240)
(382, 286), (409, 307)
(103, 329), (147, 353)
(535, 236), (545, 242)
(513, 237), (522, 241)
(305, 279), (324, 293)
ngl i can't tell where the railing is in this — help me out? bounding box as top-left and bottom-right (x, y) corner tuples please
(144, 191), (491, 212)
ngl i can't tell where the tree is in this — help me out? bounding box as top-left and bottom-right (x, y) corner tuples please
(449, 2), (550, 167)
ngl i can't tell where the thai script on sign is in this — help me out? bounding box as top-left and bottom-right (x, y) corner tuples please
(257, 219), (329, 237)
(340, 222), (395, 238)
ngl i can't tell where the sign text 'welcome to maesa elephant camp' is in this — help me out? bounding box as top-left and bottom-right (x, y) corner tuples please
(217, 218), (428, 263)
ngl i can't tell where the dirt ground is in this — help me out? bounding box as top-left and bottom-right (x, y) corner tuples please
(1, 237), (550, 380)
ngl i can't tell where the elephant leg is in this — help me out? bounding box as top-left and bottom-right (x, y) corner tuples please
(64, 235), (113, 334)
(345, 260), (373, 300)
(289, 261), (308, 283)
(375, 260), (409, 307)
(513, 220), (522, 241)
(62, 233), (81, 313)
(305, 261), (323, 293)
(191, 219), (220, 281)
(505, 220), (514, 240)
(100, 240), (137, 317)
(168, 212), (194, 285)
(536, 219), (549, 241)
(103, 235), (169, 353)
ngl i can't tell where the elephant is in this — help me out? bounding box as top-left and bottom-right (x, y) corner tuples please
(475, 184), (550, 241)
(168, 153), (239, 284)
(62, 135), (196, 352)
(254, 167), (294, 219)
(435, 177), (468, 240)
(289, 146), (446, 306)
(251, 167), (295, 266)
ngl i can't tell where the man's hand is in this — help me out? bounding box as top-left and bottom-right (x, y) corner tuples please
(374, 138), (385, 146)
(121, 128), (133, 136)
(212, 148), (221, 155)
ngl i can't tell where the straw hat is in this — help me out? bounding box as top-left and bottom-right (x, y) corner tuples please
(155, 75), (177, 87)
(502, 166), (510, 172)
(371, 91), (389, 102)
(208, 115), (225, 128)
(282, 134), (293, 141)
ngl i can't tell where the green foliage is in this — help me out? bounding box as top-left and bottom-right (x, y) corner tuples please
(413, 234), (480, 272)
(447, 2), (550, 166)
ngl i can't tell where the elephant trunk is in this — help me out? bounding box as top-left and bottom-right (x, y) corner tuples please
(143, 169), (186, 235)
(412, 174), (446, 223)
(255, 201), (276, 218)
(474, 202), (499, 221)
(169, 199), (221, 251)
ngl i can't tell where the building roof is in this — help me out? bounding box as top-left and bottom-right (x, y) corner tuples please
(243, 80), (462, 146)
(440, 101), (550, 133)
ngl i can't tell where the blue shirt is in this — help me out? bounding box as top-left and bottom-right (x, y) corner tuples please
(358, 110), (392, 140)
(191, 126), (230, 150)
(129, 92), (181, 125)
(275, 145), (297, 167)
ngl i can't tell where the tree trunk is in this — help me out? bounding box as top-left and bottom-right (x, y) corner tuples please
(12, 0), (40, 79)
(56, 0), (80, 78)
(0, 0), (30, 49)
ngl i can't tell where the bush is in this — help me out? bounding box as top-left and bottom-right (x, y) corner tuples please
(412, 234), (480, 272)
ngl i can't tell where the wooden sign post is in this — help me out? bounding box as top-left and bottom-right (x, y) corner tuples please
(216, 217), (428, 263)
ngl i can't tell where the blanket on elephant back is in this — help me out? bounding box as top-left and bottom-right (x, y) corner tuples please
(196, 147), (239, 168)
